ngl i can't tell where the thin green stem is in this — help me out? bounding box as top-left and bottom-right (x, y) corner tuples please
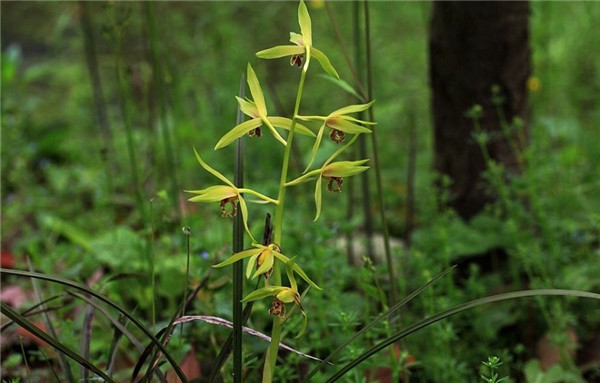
(363, 0), (397, 306)
(264, 58), (309, 383)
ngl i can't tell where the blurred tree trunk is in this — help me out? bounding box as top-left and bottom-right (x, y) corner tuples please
(429, 1), (531, 219)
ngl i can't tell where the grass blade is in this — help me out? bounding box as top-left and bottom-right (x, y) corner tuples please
(0, 268), (188, 383)
(26, 257), (75, 383)
(304, 265), (456, 380)
(1, 302), (114, 383)
(325, 289), (600, 382)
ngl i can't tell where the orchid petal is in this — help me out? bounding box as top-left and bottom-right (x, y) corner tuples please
(214, 119), (263, 150)
(246, 63), (267, 117)
(246, 253), (260, 279)
(235, 96), (259, 118)
(242, 287), (287, 303)
(304, 122), (326, 173)
(292, 263), (321, 290)
(328, 100), (375, 117)
(326, 118), (372, 134)
(312, 47), (339, 79)
(267, 117), (315, 137)
(298, 0), (312, 47)
(322, 160), (370, 178)
(193, 148), (235, 187)
(187, 186), (237, 203)
(314, 176), (323, 222)
(276, 288), (297, 304)
(256, 45), (304, 59)
(213, 248), (261, 268)
(238, 196), (256, 243)
(254, 249), (274, 278)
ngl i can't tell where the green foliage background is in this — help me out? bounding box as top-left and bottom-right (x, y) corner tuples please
(1, 2), (599, 382)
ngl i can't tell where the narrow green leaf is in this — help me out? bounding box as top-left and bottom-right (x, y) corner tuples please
(256, 45), (304, 59)
(1, 302), (114, 383)
(304, 266), (456, 380)
(325, 289), (600, 382)
(312, 48), (339, 79)
(0, 268), (188, 383)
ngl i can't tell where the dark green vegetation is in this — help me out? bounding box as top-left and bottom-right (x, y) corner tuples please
(2, 2), (599, 382)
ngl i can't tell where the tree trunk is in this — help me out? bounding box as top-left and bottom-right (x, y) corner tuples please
(430, 1), (531, 219)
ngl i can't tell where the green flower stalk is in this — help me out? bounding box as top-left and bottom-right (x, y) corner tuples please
(187, 1), (373, 381)
(287, 159), (370, 220)
(215, 64), (315, 149)
(186, 148), (277, 243)
(297, 100), (375, 171)
(256, 0), (338, 79)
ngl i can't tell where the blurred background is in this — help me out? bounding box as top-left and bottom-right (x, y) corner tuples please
(1, 2), (599, 382)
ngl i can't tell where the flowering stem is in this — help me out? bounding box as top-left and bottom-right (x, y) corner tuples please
(263, 62), (309, 383)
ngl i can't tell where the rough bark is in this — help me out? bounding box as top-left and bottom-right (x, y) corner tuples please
(430, 1), (531, 219)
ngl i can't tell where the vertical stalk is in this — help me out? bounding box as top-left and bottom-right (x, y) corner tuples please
(363, 0), (397, 306)
(353, 2), (375, 261)
(232, 75), (246, 383)
(263, 61), (309, 383)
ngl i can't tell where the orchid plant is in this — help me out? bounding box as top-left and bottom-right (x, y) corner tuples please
(186, 1), (374, 381)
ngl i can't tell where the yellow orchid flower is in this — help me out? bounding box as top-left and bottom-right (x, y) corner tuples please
(256, 0), (339, 79)
(287, 159), (369, 221)
(297, 100), (375, 171)
(214, 64), (315, 149)
(213, 243), (321, 291)
(241, 259), (309, 338)
(185, 148), (278, 242)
